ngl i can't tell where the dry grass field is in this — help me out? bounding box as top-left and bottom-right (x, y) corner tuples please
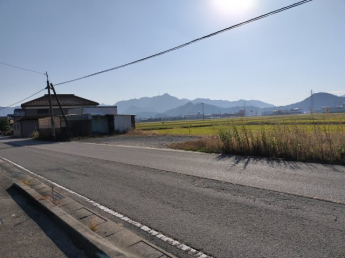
(136, 113), (345, 164)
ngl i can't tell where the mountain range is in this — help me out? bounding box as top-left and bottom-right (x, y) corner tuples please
(0, 107), (18, 116)
(115, 93), (345, 119)
(2, 92), (344, 119)
(115, 93), (274, 118)
(263, 92), (345, 112)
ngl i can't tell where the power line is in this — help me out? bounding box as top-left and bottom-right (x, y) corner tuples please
(0, 88), (46, 112)
(0, 63), (45, 113)
(0, 61), (45, 75)
(0, 0), (312, 115)
(55, 0), (312, 86)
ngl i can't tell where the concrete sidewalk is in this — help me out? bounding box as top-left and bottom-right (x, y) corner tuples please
(0, 172), (86, 258)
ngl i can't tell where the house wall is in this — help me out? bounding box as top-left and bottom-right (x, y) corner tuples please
(68, 107), (118, 116)
(14, 109), (25, 117)
(21, 120), (38, 137)
(67, 107), (83, 115)
(69, 120), (92, 137)
(38, 115), (93, 139)
(25, 107), (75, 117)
(84, 106), (117, 115)
(14, 122), (21, 137)
(114, 115), (134, 133)
(38, 117), (61, 129)
(91, 116), (109, 134)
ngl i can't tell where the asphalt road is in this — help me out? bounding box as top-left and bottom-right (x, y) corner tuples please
(0, 137), (344, 258)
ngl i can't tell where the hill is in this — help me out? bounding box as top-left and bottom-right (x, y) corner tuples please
(116, 92), (345, 119)
(115, 93), (274, 116)
(115, 93), (189, 113)
(191, 98), (274, 109)
(266, 93), (345, 112)
(0, 107), (17, 116)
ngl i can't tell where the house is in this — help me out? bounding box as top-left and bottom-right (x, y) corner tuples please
(14, 94), (99, 137)
(38, 106), (135, 139)
(67, 106), (135, 134)
(38, 114), (93, 140)
(14, 94), (135, 138)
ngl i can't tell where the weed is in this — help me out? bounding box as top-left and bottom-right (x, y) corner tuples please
(126, 129), (158, 136)
(338, 144), (345, 162)
(30, 130), (40, 139)
(22, 179), (31, 187)
(88, 219), (98, 232)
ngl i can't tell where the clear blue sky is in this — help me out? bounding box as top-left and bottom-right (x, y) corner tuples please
(1, 0), (344, 109)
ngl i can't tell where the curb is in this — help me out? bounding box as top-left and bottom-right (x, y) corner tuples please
(13, 178), (176, 258)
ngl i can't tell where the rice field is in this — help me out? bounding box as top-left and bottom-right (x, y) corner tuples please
(136, 113), (345, 164)
(137, 113), (345, 135)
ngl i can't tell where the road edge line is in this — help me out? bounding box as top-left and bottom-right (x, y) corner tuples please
(0, 155), (213, 258)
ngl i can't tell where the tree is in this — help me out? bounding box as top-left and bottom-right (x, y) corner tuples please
(0, 118), (11, 133)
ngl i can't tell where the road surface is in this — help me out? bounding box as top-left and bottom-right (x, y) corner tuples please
(0, 137), (344, 258)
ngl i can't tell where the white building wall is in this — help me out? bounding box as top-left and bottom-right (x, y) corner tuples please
(67, 107), (83, 115)
(84, 106), (117, 115)
(68, 106), (117, 116)
(114, 115), (132, 133)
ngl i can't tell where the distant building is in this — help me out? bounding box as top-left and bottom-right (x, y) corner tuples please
(289, 108), (303, 114)
(262, 110), (273, 116)
(321, 104), (345, 113)
(238, 110), (245, 117)
(262, 108), (303, 116)
(14, 94), (98, 137)
(14, 94), (135, 138)
(184, 110), (245, 120)
(68, 106), (135, 134)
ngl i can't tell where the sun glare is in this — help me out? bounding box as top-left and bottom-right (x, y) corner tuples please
(212, 0), (254, 15)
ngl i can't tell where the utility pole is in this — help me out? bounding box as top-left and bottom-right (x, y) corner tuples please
(46, 72), (56, 140)
(310, 90), (314, 114)
(202, 103), (205, 121)
(50, 83), (70, 138)
(244, 101), (246, 117)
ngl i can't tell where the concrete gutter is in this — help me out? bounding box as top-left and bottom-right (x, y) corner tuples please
(14, 177), (175, 258)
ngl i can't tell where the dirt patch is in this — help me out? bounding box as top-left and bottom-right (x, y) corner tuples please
(78, 134), (201, 149)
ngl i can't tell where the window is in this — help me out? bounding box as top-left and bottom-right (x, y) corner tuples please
(37, 109), (49, 115)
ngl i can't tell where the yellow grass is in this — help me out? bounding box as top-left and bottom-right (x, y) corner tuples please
(137, 113), (345, 164)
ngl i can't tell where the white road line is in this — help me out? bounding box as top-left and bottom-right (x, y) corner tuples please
(0, 155), (213, 258)
(75, 141), (208, 154)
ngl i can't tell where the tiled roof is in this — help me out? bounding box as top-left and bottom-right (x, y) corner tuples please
(21, 94), (99, 108)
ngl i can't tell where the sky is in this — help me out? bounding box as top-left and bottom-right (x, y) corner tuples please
(0, 0), (344, 110)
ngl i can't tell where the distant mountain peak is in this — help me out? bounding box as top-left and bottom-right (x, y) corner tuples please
(114, 94), (275, 117)
(264, 92), (345, 111)
(115, 93), (189, 114)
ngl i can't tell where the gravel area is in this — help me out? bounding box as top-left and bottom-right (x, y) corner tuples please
(78, 134), (200, 149)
